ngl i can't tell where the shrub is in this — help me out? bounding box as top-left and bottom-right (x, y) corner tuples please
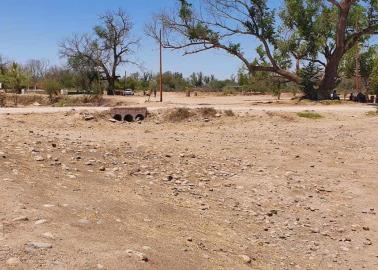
(299, 63), (321, 100)
(42, 79), (61, 100)
(198, 107), (217, 117)
(55, 95), (104, 107)
(297, 111), (323, 119)
(166, 108), (193, 122)
(266, 111), (296, 121)
(10, 94), (49, 106)
(224, 109), (235, 117)
(222, 87), (236, 96)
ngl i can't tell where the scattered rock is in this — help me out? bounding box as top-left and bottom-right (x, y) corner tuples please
(85, 160), (95, 166)
(28, 242), (53, 249)
(12, 216), (29, 222)
(35, 219), (48, 225)
(6, 257), (22, 266)
(239, 255), (252, 264)
(34, 156), (45, 161)
(78, 219), (90, 225)
(42, 232), (55, 240)
(84, 114), (95, 121)
(363, 239), (373, 246)
(126, 249), (148, 262)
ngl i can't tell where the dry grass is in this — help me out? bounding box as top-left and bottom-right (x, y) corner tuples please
(266, 111), (296, 121)
(166, 108), (194, 122)
(320, 100), (343, 105)
(366, 108), (378, 117)
(224, 110), (235, 117)
(2, 94), (50, 107)
(297, 111), (323, 119)
(165, 107), (230, 122)
(198, 107), (217, 117)
(0, 94), (105, 107)
(54, 95), (105, 107)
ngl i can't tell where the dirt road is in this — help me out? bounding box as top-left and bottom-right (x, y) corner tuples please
(0, 108), (377, 270)
(0, 92), (375, 115)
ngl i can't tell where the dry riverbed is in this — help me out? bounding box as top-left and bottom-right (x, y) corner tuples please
(0, 109), (377, 270)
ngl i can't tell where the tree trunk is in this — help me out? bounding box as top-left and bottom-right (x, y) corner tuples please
(317, 58), (341, 100)
(296, 58), (300, 75)
(107, 77), (115, 95)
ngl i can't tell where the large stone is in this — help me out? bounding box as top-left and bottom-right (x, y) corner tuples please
(12, 216), (28, 222)
(35, 219), (48, 225)
(239, 255), (252, 264)
(42, 232), (55, 240)
(126, 249), (148, 262)
(34, 156), (45, 161)
(28, 242), (53, 249)
(6, 257), (22, 266)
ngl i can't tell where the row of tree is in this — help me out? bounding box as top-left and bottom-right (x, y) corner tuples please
(0, 56), (103, 95)
(2, 49), (378, 97)
(0, 55), (243, 94)
(2, 1), (378, 99)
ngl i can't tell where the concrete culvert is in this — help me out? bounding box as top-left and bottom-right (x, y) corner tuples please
(113, 114), (123, 121)
(135, 114), (145, 121)
(124, 115), (134, 122)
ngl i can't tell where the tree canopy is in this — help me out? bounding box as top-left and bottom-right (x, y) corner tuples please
(149, 0), (378, 99)
(60, 9), (139, 95)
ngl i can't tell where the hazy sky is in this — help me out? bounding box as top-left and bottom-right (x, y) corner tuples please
(0, 0), (255, 79)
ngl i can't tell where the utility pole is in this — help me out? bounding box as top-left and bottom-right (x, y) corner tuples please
(124, 70), (127, 89)
(159, 29), (163, 102)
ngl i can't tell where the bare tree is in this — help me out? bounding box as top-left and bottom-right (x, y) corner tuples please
(60, 9), (139, 95)
(148, 0), (378, 99)
(25, 59), (49, 89)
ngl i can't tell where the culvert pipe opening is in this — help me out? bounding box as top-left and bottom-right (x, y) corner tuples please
(124, 115), (134, 122)
(113, 114), (123, 121)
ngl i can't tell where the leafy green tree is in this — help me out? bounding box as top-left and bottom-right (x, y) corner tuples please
(42, 78), (61, 100)
(300, 62), (322, 100)
(190, 72), (204, 87)
(160, 71), (188, 91)
(340, 44), (378, 88)
(149, 0), (378, 100)
(2, 63), (30, 92)
(369, 57), (378, 94)
(67, 55), (101, 93)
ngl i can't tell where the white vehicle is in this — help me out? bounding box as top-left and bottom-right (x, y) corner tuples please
(123, 89), (134, 96)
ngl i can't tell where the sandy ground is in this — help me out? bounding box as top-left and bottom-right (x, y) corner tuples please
(0, 97), (377, 270)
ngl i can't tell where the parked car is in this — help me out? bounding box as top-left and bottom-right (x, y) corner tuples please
(123, 89), (134, 96)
